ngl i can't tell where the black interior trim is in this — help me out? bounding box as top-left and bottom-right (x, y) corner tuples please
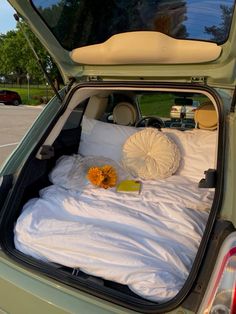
(230, 86), (236, 112)
(0, 174), (13, 215)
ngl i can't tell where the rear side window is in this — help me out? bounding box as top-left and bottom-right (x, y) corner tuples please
(31, 0), (235, 50)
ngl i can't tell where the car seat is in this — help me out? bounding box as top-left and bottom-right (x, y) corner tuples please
(113, 102), (137, 126)
(84, 95), (109, 120)
(194, 102), (217, 130)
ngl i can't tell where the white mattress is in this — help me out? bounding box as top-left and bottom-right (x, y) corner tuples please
(14, 155), (213, 302)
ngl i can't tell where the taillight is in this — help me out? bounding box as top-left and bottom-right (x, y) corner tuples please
(171, 107), (178, 111)
(192, 108), (197, 112)
(199, 234), (236, 314)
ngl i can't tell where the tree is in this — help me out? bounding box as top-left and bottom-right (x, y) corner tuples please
(205, 4), (233, 42)
(0, 21), (62, 87)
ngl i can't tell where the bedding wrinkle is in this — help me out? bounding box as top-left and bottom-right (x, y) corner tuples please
(15, 157), (211, 302)
(45, 185), (206, 245)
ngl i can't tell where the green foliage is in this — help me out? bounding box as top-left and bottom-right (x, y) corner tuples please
(0, 21), (61, 85)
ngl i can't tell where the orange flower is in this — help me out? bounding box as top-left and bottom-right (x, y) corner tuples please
(87, 167), (104, 186)
(100, 165), (117, 189)
(87, 165), (117, 189)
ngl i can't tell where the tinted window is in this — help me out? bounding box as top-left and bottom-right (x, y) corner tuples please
(31, 0), (235, 50)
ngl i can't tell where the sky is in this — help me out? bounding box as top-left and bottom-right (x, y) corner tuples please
(0, 1), (17, 34)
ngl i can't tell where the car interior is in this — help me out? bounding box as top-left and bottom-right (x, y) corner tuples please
(1, 84), (228, 312)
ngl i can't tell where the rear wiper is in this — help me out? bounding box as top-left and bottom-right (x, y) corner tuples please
(14, 13), (62, 103)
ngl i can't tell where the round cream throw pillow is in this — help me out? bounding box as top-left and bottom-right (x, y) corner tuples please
(122, 128), (180, 180)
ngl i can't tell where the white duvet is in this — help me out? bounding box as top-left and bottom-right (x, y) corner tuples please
(14, 155), (212, 302)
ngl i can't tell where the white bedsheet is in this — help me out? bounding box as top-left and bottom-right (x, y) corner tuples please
(14, 155), (212, 302)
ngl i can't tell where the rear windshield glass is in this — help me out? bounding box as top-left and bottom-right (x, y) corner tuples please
(31, 0), (235, 51)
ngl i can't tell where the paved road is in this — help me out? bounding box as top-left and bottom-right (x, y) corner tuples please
(0, 104), (43, 166)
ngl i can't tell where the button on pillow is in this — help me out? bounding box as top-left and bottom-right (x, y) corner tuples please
(122, 128), (180, 180)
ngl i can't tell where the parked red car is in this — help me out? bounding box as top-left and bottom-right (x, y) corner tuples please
(0, 90), (22, 106)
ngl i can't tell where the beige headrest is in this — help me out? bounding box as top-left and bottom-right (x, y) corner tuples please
(85, 95), (108, 120)
(113, 102), (137, 126)
(194, 103), (217, 130)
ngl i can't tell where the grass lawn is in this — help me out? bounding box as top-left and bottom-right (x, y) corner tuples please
(1, 86), (209, 112)
(139, 93), (209, 118)
(0, 85), (54, 105)
(139, 93), (175, 118)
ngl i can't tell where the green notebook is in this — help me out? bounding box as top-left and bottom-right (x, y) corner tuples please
(116, 180), (142, 194)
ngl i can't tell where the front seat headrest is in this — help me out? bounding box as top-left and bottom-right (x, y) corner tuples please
(113, 102), (137, 126)
(194, 102), (217, 130)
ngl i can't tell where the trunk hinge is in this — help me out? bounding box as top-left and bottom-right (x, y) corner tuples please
(66, 77), (76, 92)
(87, 76), (103, 82)
(191, 77), (207, 85)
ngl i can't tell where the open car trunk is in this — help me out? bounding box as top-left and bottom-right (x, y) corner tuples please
(0, 82), (226, 312)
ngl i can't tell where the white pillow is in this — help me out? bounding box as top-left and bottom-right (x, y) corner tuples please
(162, 128), (217, 182)
(80, 117), (217, 182)
(79, 116), (137, 162)
(122, 128), (181, 180)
